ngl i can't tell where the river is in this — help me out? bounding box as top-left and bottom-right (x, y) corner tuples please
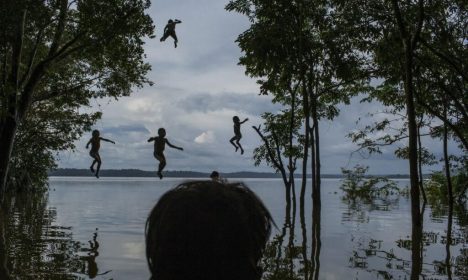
(1, 177), (466, 279)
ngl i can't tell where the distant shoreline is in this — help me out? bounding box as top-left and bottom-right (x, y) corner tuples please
(49, 168), (415, 179)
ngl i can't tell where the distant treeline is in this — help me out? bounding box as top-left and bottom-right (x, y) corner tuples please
(48, 168), (417, 179)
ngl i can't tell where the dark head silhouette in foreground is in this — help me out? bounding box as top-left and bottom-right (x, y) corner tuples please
(148, 128), (183, 179)
(86, 130), (115, 178)
(210, 170), (220, 181)
(230, 116), (248, 154)
(146, 181), (273, 280)
(160, 19), (182, 48)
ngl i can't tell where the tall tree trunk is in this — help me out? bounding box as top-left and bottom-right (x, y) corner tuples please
(0, 118), (18, 201)
(0, 8), (26, 200)
(310, 180), (321, 280)
(300, 192), (309, 279)
(443, 113), (454, 205)
(390, 5), (423, 277)
(312, 106), (321, 195)
(401, 36), (422, 280)
(306, 94), (322, 280)
(301, 86), (310, 208)
(445, 200), (453, 279)
(0, 204), (11, 280)
(417, 120), (427, 203)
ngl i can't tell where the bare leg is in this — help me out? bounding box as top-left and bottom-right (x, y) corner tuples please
(160, 32), (169, 42)
(155, 154), (166, 179)
(170, 33), (178, 48)
(236, 140), (244, 155)
(90, 160), (97, 173)
(230, 136), (239, 152)
(95, 154), (102, 178)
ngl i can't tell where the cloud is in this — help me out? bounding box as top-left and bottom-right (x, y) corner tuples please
(194, 130), (215, 144)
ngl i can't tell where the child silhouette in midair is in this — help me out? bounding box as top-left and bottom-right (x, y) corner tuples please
(86, 130), (115, 178)
(148, 128), (183, 179)
(230, 116), (248, 154)
(160, 19), (182, 48)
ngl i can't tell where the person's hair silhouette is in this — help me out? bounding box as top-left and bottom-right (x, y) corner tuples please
(86, 130), (115, 178)
(230, 116), (248, 154)
(160, 19), (182, 48)
(145, 180), (273, 280)
(147, 128), (183, 179)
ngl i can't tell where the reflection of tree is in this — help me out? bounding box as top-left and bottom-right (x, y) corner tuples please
(262, 191), (321, 280)
(1, 192), (104, 279)
(341, 194), (401, 223)
(0, 205), (11, 280)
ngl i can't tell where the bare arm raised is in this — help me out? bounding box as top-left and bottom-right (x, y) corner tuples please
(100, 137), (115, 144)
(240, 118), (249, 124)
(165, 139), (183, 151)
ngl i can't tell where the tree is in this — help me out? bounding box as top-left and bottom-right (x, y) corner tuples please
(331, 1), (467, 278)
(226, 0), (366, 204)
(0, 0), (155, 200)
(7, 97), (100, 192)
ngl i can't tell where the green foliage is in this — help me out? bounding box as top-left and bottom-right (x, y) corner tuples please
(426, 171), (468, 204)
(8, 100), (100, 192)
(341, 165), (400, 199)
(0, 0), (155, 191)
(252, 111), (303, 171)
(340, 0), (467, 155)
(227, 0), (368, 182)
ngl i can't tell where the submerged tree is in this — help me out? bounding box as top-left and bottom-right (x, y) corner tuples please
(0, 0), (155, 200)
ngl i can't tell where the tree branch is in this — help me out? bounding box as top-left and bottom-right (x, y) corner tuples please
(252, 125), (289, 186)
(411, 0), (425, 50)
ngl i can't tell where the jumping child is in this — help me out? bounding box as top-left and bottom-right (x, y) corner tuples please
(86, 130), (115, 178)
(230, 116), (248, 154)
(160, 19), (182, 48)
(148, 128), (183, 179)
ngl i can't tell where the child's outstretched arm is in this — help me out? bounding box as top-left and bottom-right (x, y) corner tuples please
(86, 139), (92, 149)
(101, 137), (115, 144)
(166, 139), (183, 151)
(147, 137), (155, 142)
(174, 19), (182, 24)
(240, 118), (249, 124)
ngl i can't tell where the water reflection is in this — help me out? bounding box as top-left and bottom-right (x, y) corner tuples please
(1, 179), (467, 279)
(0, 192), (107, 279)
(262, 193), (321, 280)
(345, 192), (468, 280)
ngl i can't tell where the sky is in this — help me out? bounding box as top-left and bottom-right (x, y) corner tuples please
(57, 0), (462, 175)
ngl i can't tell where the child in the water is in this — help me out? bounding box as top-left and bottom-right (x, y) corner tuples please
(86, 130), (115, 178)
(148, 128), (183, 179)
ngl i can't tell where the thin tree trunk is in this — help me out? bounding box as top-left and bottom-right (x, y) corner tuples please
(0, 204), (11, 280)
(289, 87), (297, 209)
(417, 120), (427, 203)
(310, 180), (321, 280)
(443, 113), (454, 205)
(301, 85), (310, 206)
(287, 202), (296, 278)
(300, 195), (309, 279)
(0, 118), (18, 201)
(445, 200), (453, 280)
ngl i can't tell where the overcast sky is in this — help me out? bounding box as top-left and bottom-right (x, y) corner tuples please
(57, 0), (462, 175)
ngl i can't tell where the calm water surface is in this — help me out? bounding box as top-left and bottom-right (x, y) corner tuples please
(1, 177), (467, 279)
